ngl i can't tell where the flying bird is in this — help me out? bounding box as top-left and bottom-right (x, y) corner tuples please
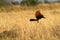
(30, 10), (45, 23)
(35, 10), (45, 22)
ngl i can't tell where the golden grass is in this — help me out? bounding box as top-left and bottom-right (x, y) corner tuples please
(0, 3), (60, 40)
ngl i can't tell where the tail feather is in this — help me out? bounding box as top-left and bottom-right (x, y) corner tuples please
(30, 19), (37, 21)
(30, 19), (39, 23)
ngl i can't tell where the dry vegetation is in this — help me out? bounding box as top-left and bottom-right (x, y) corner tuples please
(0, 3), (60, 40)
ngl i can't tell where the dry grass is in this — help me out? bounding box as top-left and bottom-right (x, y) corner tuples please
(0, 3), (60, 40)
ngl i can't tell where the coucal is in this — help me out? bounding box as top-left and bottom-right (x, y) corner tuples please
(30, 10), (45, 23)
(35, 10), (45, 22)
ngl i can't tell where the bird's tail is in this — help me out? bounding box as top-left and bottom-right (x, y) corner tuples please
(30, 19), (37, 21)
(30, 19), (39, 23)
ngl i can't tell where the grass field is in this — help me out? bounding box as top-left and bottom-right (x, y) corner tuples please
(0, 3), (60, 40)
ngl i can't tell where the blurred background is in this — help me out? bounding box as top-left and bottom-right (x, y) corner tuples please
(0, 0), (60, 6)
